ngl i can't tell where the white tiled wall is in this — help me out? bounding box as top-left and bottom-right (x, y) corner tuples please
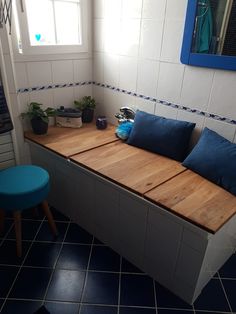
(93, 0), (236, 144)
(15, 58), (93, 114)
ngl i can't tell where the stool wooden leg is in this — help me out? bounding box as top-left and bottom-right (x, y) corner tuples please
(13, 211), (22, 258)
(41, 201), (58, 236)
(0, 209), (4, 236)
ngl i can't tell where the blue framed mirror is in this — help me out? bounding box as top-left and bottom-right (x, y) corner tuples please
(181, 0), (236, 71)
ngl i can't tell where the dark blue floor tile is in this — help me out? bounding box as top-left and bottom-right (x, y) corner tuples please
(93, 237), (105, 245)
(120, 274), (155, 307)
(0, 299), (4, 308)
(35, 221), (68, 242)
(194, 278), (230, 312)
(219, 254), (236, 278)
(24, 242), (61, 267)
(0, 240), (30, 265)
(120, 307), (156, 314)
(0, 220), (13, 239)
(48, 207), (70, 222)
(9, 267), (52, 299)
(65, 223), (93, 244)
(82, 272), (119, 305)
(155, 282), (192, 309)
(46, 269), (85, 302)
(158, 310), (194, 314)
(56, 244), (90, 270)
(1, 300), (42, 314)
(44, 301), (79, 314)
(221, 279), (236, 312)
(89, 246), (120, 272)
(121, 258), (144, 274)
(80, 304), (118, 314)
(21, 207), (45, 220)
(7, 220), (41, 241)
(0, 266), (19, 297)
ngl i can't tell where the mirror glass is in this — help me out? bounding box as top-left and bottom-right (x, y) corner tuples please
(181, 0), (236, 71)
(192, 0), (236, 56)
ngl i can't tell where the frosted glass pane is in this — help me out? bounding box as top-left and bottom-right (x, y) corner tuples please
(25, 0), (55, 45)
(54, 1), (81, 45)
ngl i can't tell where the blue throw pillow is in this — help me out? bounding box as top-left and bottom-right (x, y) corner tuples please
(127, 110), (195, 161)
(182, 128), (236, 196)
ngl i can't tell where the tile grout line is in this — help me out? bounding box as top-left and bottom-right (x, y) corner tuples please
(117, 255), (122, 314)
(78, 235), (95, 314)
(218, 273), (233, 314)
(0, 215), (46, 313)
(153, 279), (158, 314)
(42, 218), (72, 305)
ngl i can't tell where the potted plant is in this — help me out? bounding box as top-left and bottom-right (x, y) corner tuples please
(21, 102), (56, 135)
(74, 96), (96, 123)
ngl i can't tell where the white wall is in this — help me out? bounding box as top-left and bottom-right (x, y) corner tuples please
(93, 0), (236, 144)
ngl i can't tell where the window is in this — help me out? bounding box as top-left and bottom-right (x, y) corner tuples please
(13, 0), (88, 55)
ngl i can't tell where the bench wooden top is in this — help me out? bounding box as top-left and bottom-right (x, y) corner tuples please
(145, 170), (236, 233)
(24, 124), (118, 158)
(25, 125), (236, 233)
(71, 141), (186, 195)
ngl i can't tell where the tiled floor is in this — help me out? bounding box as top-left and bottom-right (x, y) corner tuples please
(0, 208), (235, 314)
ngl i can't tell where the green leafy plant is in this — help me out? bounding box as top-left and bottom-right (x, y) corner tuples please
(21, 102), (56, 123)
(74, 96), (96, 110)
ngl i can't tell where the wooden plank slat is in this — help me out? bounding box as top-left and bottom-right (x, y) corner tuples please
(145, 170), (236, 233)
(24, 124), (119, 157)
(71, 141), (186, 195)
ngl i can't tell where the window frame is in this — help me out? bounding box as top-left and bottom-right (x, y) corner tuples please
(12, 0), (88, 56)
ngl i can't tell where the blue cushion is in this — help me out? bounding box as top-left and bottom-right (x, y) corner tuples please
(127, 110), (195, 161)
(182, 128), (236, 196)
(0, 165), (50, 211)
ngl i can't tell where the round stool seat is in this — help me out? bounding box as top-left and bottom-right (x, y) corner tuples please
(0, 165), (49, 211)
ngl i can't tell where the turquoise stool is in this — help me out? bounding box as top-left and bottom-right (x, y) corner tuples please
(0, 165), (58, 257)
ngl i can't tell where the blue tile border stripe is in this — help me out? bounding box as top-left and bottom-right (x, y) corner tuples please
(17, 81), (93, 93)
(17, 81), (236, 126)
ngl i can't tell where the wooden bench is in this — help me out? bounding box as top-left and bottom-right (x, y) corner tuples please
(25, 124), (236, 304)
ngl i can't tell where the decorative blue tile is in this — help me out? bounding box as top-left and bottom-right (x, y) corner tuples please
(194, 278), (230, 312)
(35, 221), (68, 242)
(44, 301), (79, 314)
(1, 300), (42, 314)
(7, 220), (41, 240)
(46, 269), (85, 302)
(155, 282), (193, 309)
(0, 266), (19, 297)
(119, 307), (156, 314)
(80, 304), (118, 314)
(65, 224), (93, 244)
(9, 267), (52, 299)
(82, 272), (119, 305)
(121, 258), (143, 274)
(24, 242), (61, 267)
(56, 244), (90, 270)
(221, 279), (236, 312)
(219, 254), (236, 278)
(89, 246), (120, 272)
(0, 240), (30, 265)
(120, 274), (155, 307)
